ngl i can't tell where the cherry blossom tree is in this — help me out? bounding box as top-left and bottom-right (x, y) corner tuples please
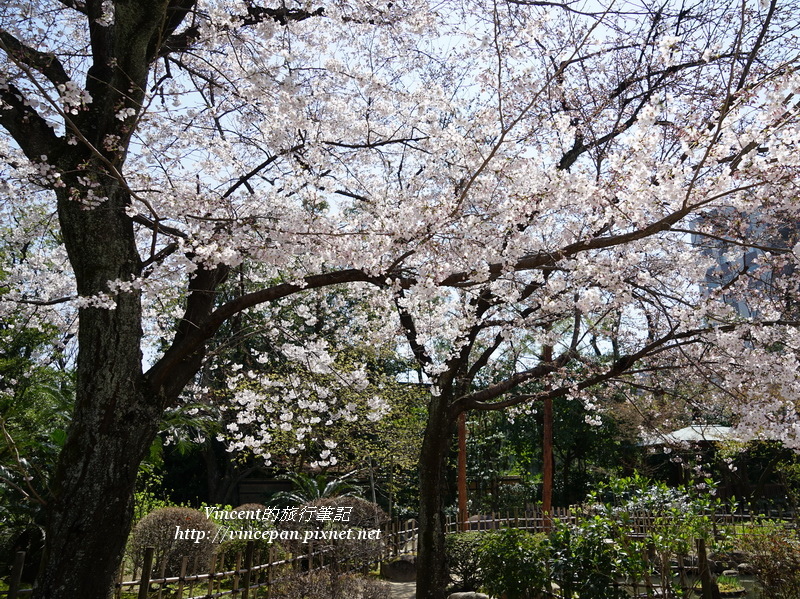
(2, 0), (800, 598)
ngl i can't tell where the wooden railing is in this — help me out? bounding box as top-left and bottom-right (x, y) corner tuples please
(1, 518), (421, 598)
(2, 508), (793, 597)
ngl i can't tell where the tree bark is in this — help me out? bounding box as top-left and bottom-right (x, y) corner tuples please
(34, 182), (161, 597)
(21, 4), (200, 595)
(415, 394), (454, 599)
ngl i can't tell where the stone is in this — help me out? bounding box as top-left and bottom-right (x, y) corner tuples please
(380, 555), (416, 582)
(467, 515), (498, 530)
(710, 560), (726, 574)
(447, 593), (491, 599)
(721, 569), (739, 577)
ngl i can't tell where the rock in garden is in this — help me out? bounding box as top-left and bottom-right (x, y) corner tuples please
(380, 555), (416, 582)
(737, 562), (755, 575)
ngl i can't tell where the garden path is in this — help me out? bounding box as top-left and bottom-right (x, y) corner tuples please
(387, 580), (416, 598)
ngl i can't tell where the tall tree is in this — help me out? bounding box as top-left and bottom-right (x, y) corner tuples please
(2, 1), (800, 598)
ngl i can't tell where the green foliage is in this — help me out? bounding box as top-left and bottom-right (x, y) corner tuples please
(591, 475), (722, 548)
(453, 478), (744, 599)
(478, 528), (551, 599)
(445, 531), (486, 592)
(550, 518), (630, 599)
(269, 470), (362, 506)
(465, 394), (638, 512)
(776, 457), (800, 510)
(0, 310), (72, 579)
(132, 452), (173, 524)
(579, 475), (731, 597)
(715, 574), (744, 593)
(739, 521), (800, 599)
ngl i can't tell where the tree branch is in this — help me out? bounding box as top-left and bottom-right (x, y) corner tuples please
(57, 0), (87, 13)
(0, 82), (65, 163)
(0, 30), (70, 87)
(146, 268), (382, 395)
(458, 318), (800, 413)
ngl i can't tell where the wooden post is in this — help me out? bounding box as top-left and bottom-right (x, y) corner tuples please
(138, 547), (154, 599)
(155, 555), (167, 599)
(267, 546), (274, 599)
(241, 541), (255, 599)
(678, 553), (688, 594)
(115, 562), (124, 599)
(207, 553), (217, 598)
(8, 551), (25, 599)
(252, 549), (261, 599)
(233, 550), (243, 597)
(393, 520), (400, 554)
(176, 557), (188, 599)
(644, 543), (655, 598)
(188, 555), (198, 597)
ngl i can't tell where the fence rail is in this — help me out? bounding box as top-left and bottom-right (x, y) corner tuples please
(3, 508), (794, 597)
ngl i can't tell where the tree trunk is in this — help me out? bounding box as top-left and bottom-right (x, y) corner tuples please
(36, 386), (161, 598)
(33, 183), (161, 598)
(416, 395), (454, 599)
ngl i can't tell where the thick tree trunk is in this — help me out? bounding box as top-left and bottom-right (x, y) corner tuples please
(35, 385), (161, 598)
(33, 184), (162, 598)
(416, 395), (454, 599)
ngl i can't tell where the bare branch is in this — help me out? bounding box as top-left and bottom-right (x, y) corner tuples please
(0, 30), (70, 87)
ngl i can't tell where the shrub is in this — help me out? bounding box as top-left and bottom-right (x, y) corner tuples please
(271, 571), (391, 599)
(215, 504), (288, 568)
(275, 496), (387, 575)
(478, 528), (550, 599)
(129, 507), (217, 576)
(739, 522), (800, 599)
(445, 531), (485, 592)
(308, 496), (388, 529)
(550, 518), (630, 599)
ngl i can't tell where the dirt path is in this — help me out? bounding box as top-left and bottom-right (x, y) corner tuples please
(386, 580), (416, 599)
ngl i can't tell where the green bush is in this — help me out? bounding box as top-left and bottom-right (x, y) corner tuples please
(445, 531), (485, 592)
(129, 507), (217, 576)
(550, 517), (630, 599)
(478, 528), (550, 599)
(740, 522), (800, 599)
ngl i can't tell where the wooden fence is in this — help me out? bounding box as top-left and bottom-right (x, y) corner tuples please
(2, 508), (794, 598)
(445, 504), (797, 536)
(1, 518), (420, 599)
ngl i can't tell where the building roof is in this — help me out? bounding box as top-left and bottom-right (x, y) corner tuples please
(640, 425), (735, 446)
